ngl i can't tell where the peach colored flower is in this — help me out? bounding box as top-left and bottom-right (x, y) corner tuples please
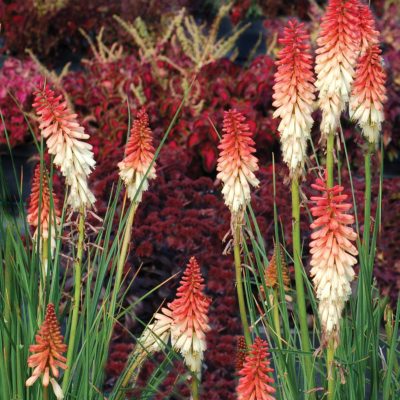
(27, 163), (61, 260)
(272, 20), (315, 177)
(349, 45), (387, 143)
(33, 87), (95, 210)
(315, 0), (361, 137)
(169, 257), (211, 374)
(216, 109), (259, 214)
(236, 337), (276, 400)
(309, 173), (358, 347)
(26, 304), (67, 398)
(118, 108), (156, 203)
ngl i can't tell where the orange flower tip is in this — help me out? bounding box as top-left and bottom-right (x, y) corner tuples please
(33, 86), (96, 210)
(273, 19), (315, 177)
(118, 108), (156, 204)
(216, 109), (259, 214)
(309, 173), (358, 343)
(349, 44), (387, 144)
(170, 257), (211, 374)
(237, 337), (276, 400)
(27, 163), (61, 259)
(26, 303), (67, 390)
(315, 0), (361, 136)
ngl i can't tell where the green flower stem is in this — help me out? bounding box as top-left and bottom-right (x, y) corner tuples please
(363, 143), (373, 253)
(62, 207), (85, 392)
(272, 288), (282, 347)
(327, 339), (335, 400)
(191, 376), (199, 400)
(326, 132), (335, 187)
(43, 386), (49, 400)
(114, 203), (137, 299)
(233, 220), (252, 346)
(291, 177), (315, 397)
(38, 238), (48, 323)
(326, 131), (336, 400)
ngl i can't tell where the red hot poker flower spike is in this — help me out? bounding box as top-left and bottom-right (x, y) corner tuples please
(26, 304), (67, 396)
(216, 109), (259, 215)
(350, 44), (387, 144)
(169, 256), (211, 374)
(33, 87), (96, 210)
(309, 173), (358, 347)
(272, 20), (315, 178)
(236, 337), (276, 400)
(27, 163), (61, 259)
(315, 0), (361, 137)
(118, 108), (157, 204)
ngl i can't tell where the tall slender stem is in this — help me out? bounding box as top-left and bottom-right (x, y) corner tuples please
(272, 288), (282, 347)
(325, 132), (336, 400)
(43, 386), (49, 400)
(327, 339), (335, 400)
(62, 207), (85, 391)
(291, 177), (314, 396)
(326, 132), (335, 187)
(233, 220), (252, 346)
(38, 238), (48, 323)
(191, 376), (199, 400)
(114, 203), (137, 296)
(363, 144), (373, 255)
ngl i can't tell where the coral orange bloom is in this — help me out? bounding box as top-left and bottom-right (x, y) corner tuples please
(216, 109), (259, 215)
(309, 173), (358, 347)
(169, 257), (211, 374)
(33, 87), (96, 210)
(272, 20), (315, 178)
(349, 44), (387, 143)
(315, 0), (361, 137)
(236, 337), (275, 400)
(27, 163), (61, 259)
(118, 108), (156, 204)
(26, 304), (67, 398)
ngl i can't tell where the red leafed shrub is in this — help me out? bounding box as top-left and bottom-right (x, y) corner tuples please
(0, 58), (42, 146)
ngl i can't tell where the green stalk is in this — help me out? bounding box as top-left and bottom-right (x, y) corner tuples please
(38, 238), (49, 323)
(291, 177), (314, 396)
(326, 132), (335, 187)
(363, 143), (373, 256)
(191, 376), (199, 400)
(272, 288), (282, 347)
(327, 339), (335, 400)
(233, 221), (252, 346)
(114, 203), (137, 297)
(325, 132), (336, 399)
(43, 386), (49, 400)
(62, 207), (85, 391)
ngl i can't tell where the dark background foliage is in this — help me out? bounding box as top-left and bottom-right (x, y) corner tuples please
(0, 0), (399, 397)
